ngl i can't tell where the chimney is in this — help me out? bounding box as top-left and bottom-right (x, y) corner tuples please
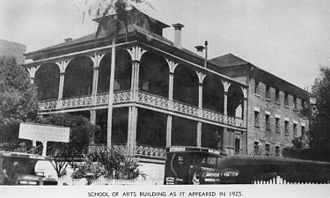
(172, 23), (184, 48)
(64, 38), (72, 42)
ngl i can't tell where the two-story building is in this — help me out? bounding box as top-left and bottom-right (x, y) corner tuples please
(23, 8), (248, 182)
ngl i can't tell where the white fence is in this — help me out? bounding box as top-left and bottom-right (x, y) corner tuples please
(253, 176), (330, 185)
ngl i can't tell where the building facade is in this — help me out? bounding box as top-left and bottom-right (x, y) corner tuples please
(23, 8), (248, 181)
(210, 54), (309, 156)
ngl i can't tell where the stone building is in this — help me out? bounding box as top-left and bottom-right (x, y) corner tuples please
(210, 53), (309, 156)
(23, 8), (248, 181)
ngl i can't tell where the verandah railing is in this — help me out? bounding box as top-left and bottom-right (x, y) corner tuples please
(38, 91), (245, 128)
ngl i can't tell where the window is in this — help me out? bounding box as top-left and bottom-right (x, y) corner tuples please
(302, 99), (306, 108)
(301, 126), (305, 136)
(234, 138), (240, 154)
(275, 146), (280, 156)
(265, 114), (271, 131)
(293, 123), (297, 137)
(254, 80), (260, 95)
(275, 89), (280, 103)
(254, 141), (260, 155)
(284, 92), (289, 106)
(265, 143), (270, 156)
(285, 121), (289, 135)
(254, 111), (260, 127)
(266, 85), (271, 100)
(275, 117), (280, 133)
(293, 97), (297, 109)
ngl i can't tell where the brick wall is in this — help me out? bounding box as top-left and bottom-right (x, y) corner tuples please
(247, 78), (309, 156)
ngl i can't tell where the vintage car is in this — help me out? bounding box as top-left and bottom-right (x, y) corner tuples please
(164, 146), (234, 184)
(0, 151), (58, 185)
(164, 146), (330, 184)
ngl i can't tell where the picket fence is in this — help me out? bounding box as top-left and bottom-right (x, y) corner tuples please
(252, 176), (330, 185)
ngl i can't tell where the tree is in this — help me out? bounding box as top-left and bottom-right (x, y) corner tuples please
(308, 66), (330, 159)
(34, 113), (100, 177)
(0, 56), (38, 146)
(87, 0), (150, 147)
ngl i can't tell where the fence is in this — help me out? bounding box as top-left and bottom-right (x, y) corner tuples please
(252, 176), (330, 185)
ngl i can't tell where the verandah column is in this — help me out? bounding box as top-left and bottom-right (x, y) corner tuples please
(242, 87), (248, 154)
(27, 65), (38, 147)
(56, 59), (70, 101)
(89, 53), (105, 145)
(196, 72), (206, 147)
(165, 59), (178, 147)
(222, 80), (231, 154)
(127, 46), (145, 155)
(27, 66), (38, 84)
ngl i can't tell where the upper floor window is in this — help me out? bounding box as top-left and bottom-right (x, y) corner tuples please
(235, 138), (240, 154)
(275, 146), (280, 156)
(275, 117), (280, 133)
(265, 114), (271, 131)
(285, 120), (289, 135)
(254, 80), (260, 95)
(293, 97), (297, 110)
(301, 126), (306, 136)
(284, 92), (289, 106)
(265, 143), (270, 156)
(275, 89), (280, 103)
(266, 85), (271, 100)
(302, 99), (307, 109)
(293, 123), (298, 137)
(254, 141), (260, 155)
(254, 111), (260, 127)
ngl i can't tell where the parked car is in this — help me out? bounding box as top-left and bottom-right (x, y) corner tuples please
(164, 146), (330, 184)
(0, 151), (58, 185)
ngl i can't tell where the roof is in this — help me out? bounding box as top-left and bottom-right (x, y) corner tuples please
(32, 33), (97, 54)
(210, 53), (249, 67)
(210, 53), (309, 98)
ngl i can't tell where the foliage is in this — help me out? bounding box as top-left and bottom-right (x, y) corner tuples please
(309, 67), (330, 151)
(72, 147), (144, 181)
(0, 56), (38, 123)
(35, 113), (99, 145)
(89, 0), (151, 38)
(0, 56), (38, 148)
(284, 66), (330, 161)
(34, 113), (100, 177)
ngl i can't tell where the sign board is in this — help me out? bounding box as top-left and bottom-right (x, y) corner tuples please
(19, 123), (70, 143)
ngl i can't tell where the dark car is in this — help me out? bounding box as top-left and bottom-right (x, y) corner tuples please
(164, 146), (238, 185)
(0, 151), (58, 185)
(164, 146), (330, 184)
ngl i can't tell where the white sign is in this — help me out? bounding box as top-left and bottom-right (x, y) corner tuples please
(19, 123), (70, 143)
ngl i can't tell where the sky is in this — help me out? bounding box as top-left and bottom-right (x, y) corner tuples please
(1, 0), (330, 90)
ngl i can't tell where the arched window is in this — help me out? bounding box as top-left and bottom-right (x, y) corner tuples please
(35, 63), (60, 100)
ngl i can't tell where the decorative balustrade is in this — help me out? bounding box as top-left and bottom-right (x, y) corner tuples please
(88, 144), (128, 155)
(95, 93), (109, 105)
(61, 95), (93, 108)
(38, 91), (245, 128)
(88, 144), (165, 159)
(39, 100), (58, 111)
(137, 91), (169, 109)
(172, 101), (199, 117)
(113, 91), (131, 103)
(134, 145), (166, 159)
